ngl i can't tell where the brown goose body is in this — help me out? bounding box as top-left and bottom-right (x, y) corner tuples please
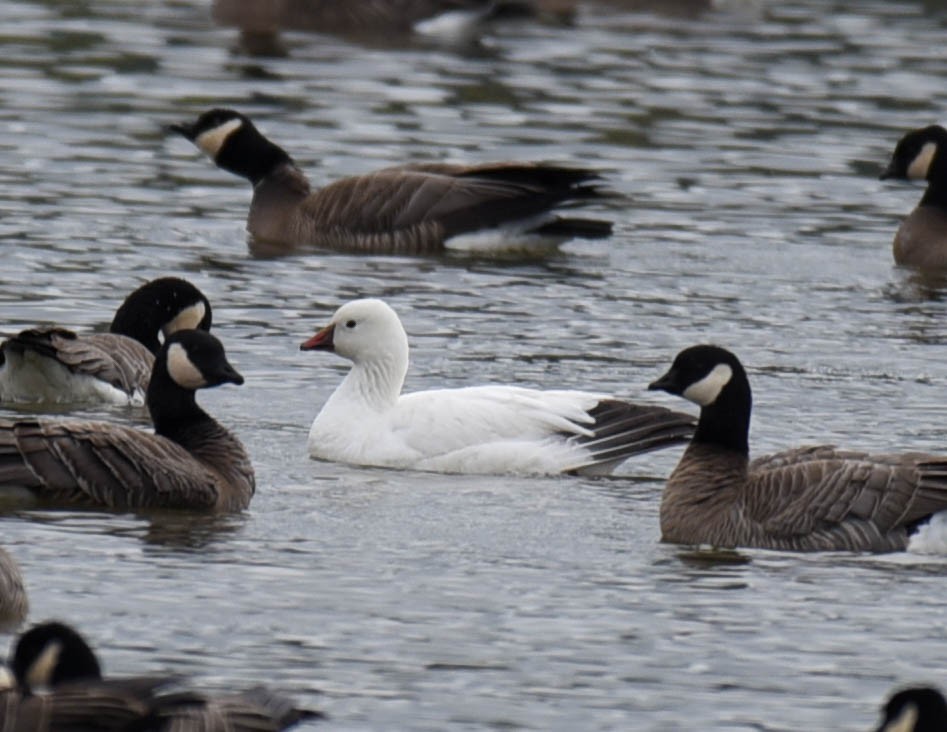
(0, 331), (253, 512)
(171, 109), (613, 256)
(212, 0), (574, 36)
(0, 278), (212, 405)
(892, 205), (947, 269)
(650, 345), (947, 552)
(0, 677), (169, 732)
(0, 548), (27, 631)
(3, 622), (320, 732)
(881, 124), (947, 270)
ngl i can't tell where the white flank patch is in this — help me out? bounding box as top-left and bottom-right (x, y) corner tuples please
(682, 363), (733, 406)
(195, 117), (242, 158)
(163, 301), (207, 336)
(167, 342), (206, 389)
(907, 141), (937, 180)
(0, 667), (14, 691)
(26, 639), (62, 688)
(881, 703), (918, 732)
(908, 510), (947, 555)
(413, 10), (483, 43)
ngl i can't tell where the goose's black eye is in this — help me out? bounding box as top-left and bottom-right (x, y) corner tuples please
(345, 320), (356, 329)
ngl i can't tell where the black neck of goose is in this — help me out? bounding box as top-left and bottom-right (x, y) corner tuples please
(693, 380), (751, 455)
(110, 302), (164, 353)
(920, 141), (947, 207)
(920, 177), (947, 208)
(147, 367), (212, 443)
(218, 127), (295, 186)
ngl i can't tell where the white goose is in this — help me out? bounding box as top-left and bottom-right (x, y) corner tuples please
(300, 299), (695, 476)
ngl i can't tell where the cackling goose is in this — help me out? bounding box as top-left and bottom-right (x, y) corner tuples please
(875, 686), (947, 732)
(170, 108), (613, 255)
(0, 277), (212, 405)
(212, 0), (575, 42)
(2, 621), (321, 731)
(0, 330), (254, 511)
(300, 298), (694, 475)
(0, 548), (27, 631)
(648, 344), (947, 552)
(880, 124), (947, 269)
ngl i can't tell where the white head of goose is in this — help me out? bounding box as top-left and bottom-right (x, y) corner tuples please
(0, 277), (212, 405)
(875, 687), (947, 732)
(1, 621), (321, 731)
(880, 124), (947, 269)
(648, 344), (947, 552)
(300, 297), (694, 475)
(170, 108), (613, 255)
(0, 330), (254, 511)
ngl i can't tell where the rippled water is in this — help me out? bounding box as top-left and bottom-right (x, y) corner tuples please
(2, 0), (947, 729)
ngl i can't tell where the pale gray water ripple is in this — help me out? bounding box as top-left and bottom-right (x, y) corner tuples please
(2, 0), (947, 729)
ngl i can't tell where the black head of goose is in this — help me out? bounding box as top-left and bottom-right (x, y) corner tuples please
(0, 330), (254, 511)
(0, 277), (212, 405)
(3, 621), (321, 732)
(170, 108), (613, 255)
(875, 687), (947, 732)
(880, 124), (947, 269)
(0, 548), (27, 632)
(648, 344), (947, 552)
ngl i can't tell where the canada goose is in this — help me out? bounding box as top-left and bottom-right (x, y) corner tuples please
(0, 548), (27, 631)
(875, 687), (947, 732)
(170, 108), (613, 255)
(648, 345), (947, 551)
(1, 621), (320, 731)
(299, 298), (694, 475)
(212, 0), (576, 39)
(0, 277), (212, 405)
(880, 125), (947, 269)
(0, 330), (254, 511)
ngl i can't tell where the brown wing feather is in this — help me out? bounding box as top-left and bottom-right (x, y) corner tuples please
(3, 328), (153, 397)
(0, 420), (223, 510)
(748, 446), (947, 540)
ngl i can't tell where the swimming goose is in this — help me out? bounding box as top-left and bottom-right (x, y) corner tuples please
(212, 0), (575, 41)
(0, 548), (27, 631)
(875, 687), (947, 732)
(170, 108), (613, 255)
(648, 345), (947, 552)
(2, 621), (320, 731)
(300, 298), (695, 475)
(0, 330), (254, 511)
(880, 125), (947, 269)
(0, 277), (212, 405)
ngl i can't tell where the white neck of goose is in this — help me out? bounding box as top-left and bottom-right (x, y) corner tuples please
(339, 339), (409, 411)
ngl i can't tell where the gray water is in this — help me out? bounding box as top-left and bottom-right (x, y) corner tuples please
(1, 0), (947, 729)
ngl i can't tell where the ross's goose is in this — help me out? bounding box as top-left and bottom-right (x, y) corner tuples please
(300, 298), (694, 475)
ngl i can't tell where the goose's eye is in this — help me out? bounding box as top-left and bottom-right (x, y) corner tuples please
(345, 320), (356, 329)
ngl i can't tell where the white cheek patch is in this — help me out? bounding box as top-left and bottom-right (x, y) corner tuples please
(683, 363), (733, 406)
(882, 704), (918, 732)
(195, 118), (242, 158)
(162, 301), (207, 337)
(167, 342), (206, 390)
(907, 141), (937, 180)
(26, 639), (62, 688)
